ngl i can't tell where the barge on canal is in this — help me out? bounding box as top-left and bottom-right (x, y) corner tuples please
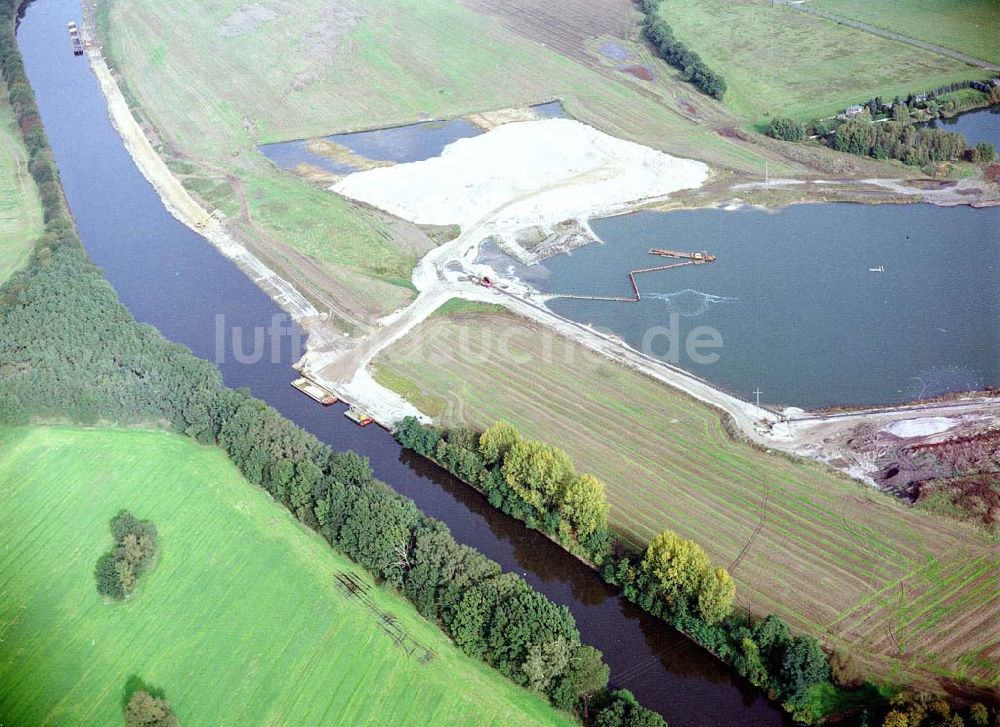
(67, 21), (83, 55)
(344, 408), (375, 427)
(290, 377), (338, 405)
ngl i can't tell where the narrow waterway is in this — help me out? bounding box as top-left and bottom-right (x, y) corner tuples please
(17, 1), (787, 724)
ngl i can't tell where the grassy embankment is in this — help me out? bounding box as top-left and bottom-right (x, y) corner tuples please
(0, 78), (42, 285)
(0, 426), (572, 726)
(812, 0), (1000, 66)
(374, 307), (1000, 691)
(664, 0), (989, 123)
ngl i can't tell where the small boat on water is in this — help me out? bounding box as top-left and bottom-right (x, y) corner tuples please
(290, 377), (338, 405)
(67, 21), (83, 56)
(344, 407), (375, 427)
(869, 265), (886, 273)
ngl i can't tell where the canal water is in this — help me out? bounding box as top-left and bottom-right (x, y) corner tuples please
(541, 204), (999, 409)
(17, 1), (786, 724)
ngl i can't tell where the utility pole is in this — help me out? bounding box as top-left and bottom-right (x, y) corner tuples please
(753, 388), (763, 407)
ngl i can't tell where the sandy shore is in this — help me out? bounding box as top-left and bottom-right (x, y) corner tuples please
(84, 42), (340, 350)
(334, 118), (709, 230)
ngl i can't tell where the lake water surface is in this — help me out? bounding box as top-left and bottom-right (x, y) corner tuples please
(542, 204), (998, 409)
(924, 106), (1000, 148)
(260, 101), (568, 172)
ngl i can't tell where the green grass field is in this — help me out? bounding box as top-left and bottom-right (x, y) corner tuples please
(102, 0), (764, 167)
(374, 309), (1000, 690)
(664, 0), (988, 121)
(813, 0), (1000, 65)
(0, 426), (572, 726)
(0, 80), (43, 286)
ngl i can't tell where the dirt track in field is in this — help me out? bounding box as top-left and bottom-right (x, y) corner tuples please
(375, 311), (1000, 689)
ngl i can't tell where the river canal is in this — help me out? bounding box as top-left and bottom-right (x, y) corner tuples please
(17, 0), (788, 724)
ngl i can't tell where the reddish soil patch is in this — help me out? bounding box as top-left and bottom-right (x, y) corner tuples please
(876, 428), (1000, 528)
(621, 65), (653, 81)
(678, 100), (701, 117)
(715, 126), (749, 141)
(985, 163), (1000, 182)
(916, 474), (999, 528)
(904, 178), (959, 189)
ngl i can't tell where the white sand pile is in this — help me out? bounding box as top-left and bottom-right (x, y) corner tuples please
(332, 118), (709, 229)
(886, 417), (955, 438)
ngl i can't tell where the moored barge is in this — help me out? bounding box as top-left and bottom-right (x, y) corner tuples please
(290, 377), (338, 405)
(344, 408), (375, 427)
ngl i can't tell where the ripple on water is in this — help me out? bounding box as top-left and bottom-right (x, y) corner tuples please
(647, 289), (739, 317)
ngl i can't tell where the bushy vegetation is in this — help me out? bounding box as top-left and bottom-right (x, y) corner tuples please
(592, 689), (666, 727)
(971, 142), (996, 163)
(638, 0), (726, 99)
(121, 677), (178, 727)
(95, 511), (159, 599)
(0, 0), (79, 250)
(765, 117), (805, 142)
(398, 419), (612, 562)
(124, 690), (178, 727)
(880, 692), (999, 727)
(396, 418), (848, 722)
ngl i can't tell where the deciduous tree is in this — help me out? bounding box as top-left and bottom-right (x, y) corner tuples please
(479, 421), (521, 465)
(641, 530), (711, 606)
(779, 635), (830, 707)
(697, 566), (735, 625)
(124, 690), (178, 727)
(501, 440), (574, 513)
(558, 473), (609, 538)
